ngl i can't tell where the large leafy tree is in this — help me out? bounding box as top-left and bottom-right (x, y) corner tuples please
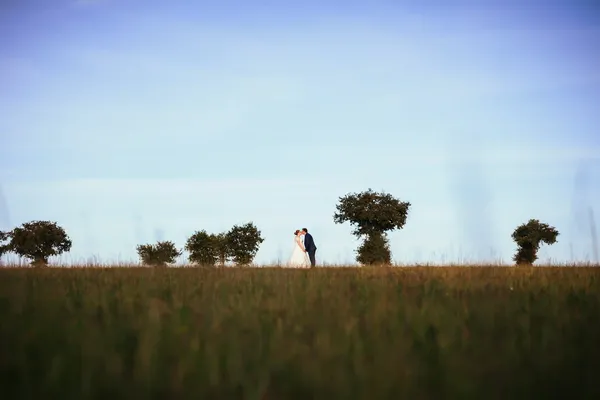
(226, 222), (264, 266)
(7, 221), (72, 266)
(512, 219), (559, 265)
(185, 230), (220, 267)
(136, 240), (182, 267)
(334, 188), (410, 265)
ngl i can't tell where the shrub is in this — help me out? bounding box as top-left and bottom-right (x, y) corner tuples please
(136, 240), (182, 267)
(356, 231), (391, 265)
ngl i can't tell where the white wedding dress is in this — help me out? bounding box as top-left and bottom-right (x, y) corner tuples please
(288, 234), (310, 268)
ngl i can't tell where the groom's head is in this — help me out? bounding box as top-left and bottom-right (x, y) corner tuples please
(302, 228), (308, 235)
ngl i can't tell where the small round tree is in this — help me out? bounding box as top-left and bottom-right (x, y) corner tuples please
(7, 221), (72, 266)
(136, 240), (182, 267)
(334, 188), (410, 265)
(185, 230), (220, 267)
(511, 219), (559, 265)
(226, 222), (264, 266)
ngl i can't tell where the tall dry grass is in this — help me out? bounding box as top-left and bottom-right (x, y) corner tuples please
(1, 265), (599, 399)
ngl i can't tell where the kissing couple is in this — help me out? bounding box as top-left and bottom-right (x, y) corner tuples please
(288, 228), (317, 268)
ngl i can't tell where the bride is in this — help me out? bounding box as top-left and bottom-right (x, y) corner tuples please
(287, 229), (310, 268)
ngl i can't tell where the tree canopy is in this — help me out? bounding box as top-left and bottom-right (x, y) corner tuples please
(0, 230), (9, 259)
(185, 230), (220, 266)
(6, 221), (72, 266)
(225, 222), (264, 266)
(334, 188), (410, 236)
(136, 240), (182, 267)
(511, 219), (559, 265)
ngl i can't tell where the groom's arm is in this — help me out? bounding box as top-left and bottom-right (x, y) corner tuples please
(302, 236), (309, 252)
(306, 235), (314, 249)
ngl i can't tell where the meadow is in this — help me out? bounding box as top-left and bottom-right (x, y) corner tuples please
(1, 265), (599, 399)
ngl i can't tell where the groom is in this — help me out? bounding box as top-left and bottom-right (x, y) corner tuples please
(301, 228), (317, 267)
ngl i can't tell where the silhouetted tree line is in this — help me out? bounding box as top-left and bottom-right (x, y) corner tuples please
(0, 221), (264, 267)
(0, 190), (559, 267)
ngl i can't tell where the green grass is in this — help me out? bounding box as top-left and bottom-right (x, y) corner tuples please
(1, 265), (599, 399)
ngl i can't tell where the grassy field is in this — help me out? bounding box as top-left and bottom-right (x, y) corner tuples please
(1, 265), (599, 399)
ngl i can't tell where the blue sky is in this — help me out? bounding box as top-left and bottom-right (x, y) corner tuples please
(1, 0), (599, 265)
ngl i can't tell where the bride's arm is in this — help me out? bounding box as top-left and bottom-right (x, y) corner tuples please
(296, 236), (306, 251)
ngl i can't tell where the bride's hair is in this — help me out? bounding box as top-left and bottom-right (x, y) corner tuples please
(293, 229), (300, 236)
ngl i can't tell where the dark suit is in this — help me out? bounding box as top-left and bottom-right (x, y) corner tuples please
(303, 233), (317, 267)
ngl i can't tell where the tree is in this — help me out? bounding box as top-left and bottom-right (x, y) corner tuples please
(214, 232), (231, 266)
(511, 219), (559, 265)
(0, 230), (9, 260)
(334, 188), (410, 265)
(225, 222), (264, 266)
(136, 240), (181, 267)
(185, 230), (220, 266)
(7, 221), (72, 266)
